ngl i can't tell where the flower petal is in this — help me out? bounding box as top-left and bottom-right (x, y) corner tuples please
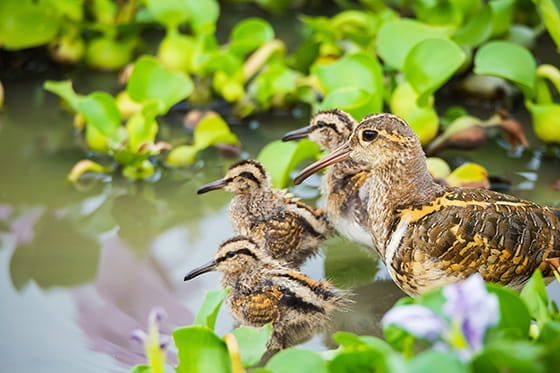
(382, 304), (446, 341)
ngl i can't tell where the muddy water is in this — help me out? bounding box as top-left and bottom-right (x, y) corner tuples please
(1, 73), (559, 372)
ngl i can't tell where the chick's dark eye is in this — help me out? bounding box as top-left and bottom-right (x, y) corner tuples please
(362, 130), (378, 142)
(317, 120), (327, 128)
(226, 251), (236, 258)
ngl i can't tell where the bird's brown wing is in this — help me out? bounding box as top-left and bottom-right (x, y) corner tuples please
(257, 212), (305, 259)
(231, 285), (284, 326)
(391, 188), (560, 292)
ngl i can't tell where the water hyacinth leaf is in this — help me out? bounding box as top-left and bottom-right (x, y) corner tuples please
(452, 5), (492, 47)
(520, 270), (551, 325)
(485, 284), (531, 340)
(166, 145), (198, 166)
(251, 64), (298, 107)
(266, 349), (327, 373)
(0, 0), (61, 50)
(404, 106), (440, 145)
(78, 92), (121, 136)
(312, 53), (384, 112)
(126, 104), (159, 152)
(127, 56), (193, 114)
(526, 102), (560, 144)
(333, 332), (394, 354)
(68, 160), (113, 182)
(426, 116), (484, 155)
(193, 114), (239, 150)
(231, 324), (271, 367)
(409, 351), (468, 373)
(329, 349), (383, 373)
(489, 0), (514, 36)
(426, 157), (451, 180)
(122, 159), (155, 180)
(471, 341), (546, 373)
(320, 89), (376, 123)
(43, 80), (84, 111)
(376, 19), (450, 70)
(194, 288), (230, 330)
(257, 139), (320, 188)
(474, 41), (536, 98)
(144, 0), (189, 29)
(445, 163), (490, 189)
(404, 38), (466, 105)
(174, 326), (231, 373)
(533, 0), (560, 49)
(129, 364), (150, 373)
(184, 0), (219, 33)
(229, 18), (275, 57)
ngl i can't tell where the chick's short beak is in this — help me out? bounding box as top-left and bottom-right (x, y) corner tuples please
(293, 142), (351, 185)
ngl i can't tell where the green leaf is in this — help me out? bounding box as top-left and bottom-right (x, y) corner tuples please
(489, 0), (514, 36)
(333, 332), (393, 354)
(533, 0), (560, 50)
(520, 270), (551, 325)
(173, 326), (231, 373)
(486, 284), (531, 340)
(376, 19), (451, 70)
(43, 80), (84, 111)
(193, 114), (239, 150)
(194, 288), (230, 330)
(0, 0), (61, 50)
(129, 364), (151, 373)
(144, 0), (189, 29)
(229, 18), (275, 56)
(127, 56), (193, 114)
(320, 88), (376, 123)
(471, 341), (546, 373)
(409, 350), (468, 373)
(77, 92), (121, 136)
(474, 41), (536, 98)
(68, 160), (113, 182)
(312, 53), (384, 113)
(126, 104), (159, 152)
(404, 38), (466, 105)
(266, 349), (327, 373)
(166, 145), (199, 166)
(122, 159), (155, 180)
(452, 4), (492, 47)
(257, 139), (320, 188)
(526, 102), (560, 144)
(232, 324), (271, 367)
(185, 0), (219, 33)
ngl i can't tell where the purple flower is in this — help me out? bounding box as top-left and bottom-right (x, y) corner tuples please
(381, 304), (446, 341)
(443, 273), (499, 353)
(381, 274), (499, 360)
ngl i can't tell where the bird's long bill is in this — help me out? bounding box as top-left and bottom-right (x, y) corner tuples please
(282, 126), (312, 141)
(197, 179), (227, 194)
(184, 260), (217, 281)
(293, 143), (351, 185)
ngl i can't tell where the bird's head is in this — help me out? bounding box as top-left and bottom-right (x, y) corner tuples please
(197, 160), (269, 195)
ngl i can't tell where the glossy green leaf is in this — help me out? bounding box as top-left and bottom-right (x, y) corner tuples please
(474, 41), (536, 98)
(526, 102), (560, 144)
(409, 351), (468, 373)
(0, 0), (61, 50)
(193, 114), (239, 149)
(445, 163), (489, 188)
(404, 38), (466, 104)
(414, 0), (463, 27)
(77, 92), (121, 136)
(185, 0), (219, 33)
(122, 159), (155, 180)
(194, 288), (230, 330)
(320, 88), (376, 123)
(174, 326), (231, 373)
(126, 105), (159, 152)
(129, 364), (150, 373)
(43, 80), (84, 111)
(144, 0), (189, 29)
(486, 284), (531, 340)
(251, 64), (299, 107)
(520, 270), (551, 325)
(489, 0), (514, 36)
(229, 18), (275, 56)
(266, 349), (327, 373)
(257, 139), (320, 188)
(312, 53), (384, 112)
(68, 160), (113, 182)
(376, 19), (450, 70)
(453, 5), (492, 47)
(127, 56), (193, 114)
(232, 324), (271, 367)
(166, 145), (198, 166)
(533, 0), (560, 50)
(403, 106), (440, 145)
(333, 332), (394, 354)
(471, 341), (546, 373)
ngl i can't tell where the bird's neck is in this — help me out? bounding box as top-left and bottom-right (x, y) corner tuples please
(230, 188), (276, 217)
(367, 157), (443, 255)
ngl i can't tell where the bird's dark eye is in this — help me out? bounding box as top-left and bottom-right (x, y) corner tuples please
(226, 251), (236, 259)
(317, 120), (327, 128)
(362, 130), (378, 142)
